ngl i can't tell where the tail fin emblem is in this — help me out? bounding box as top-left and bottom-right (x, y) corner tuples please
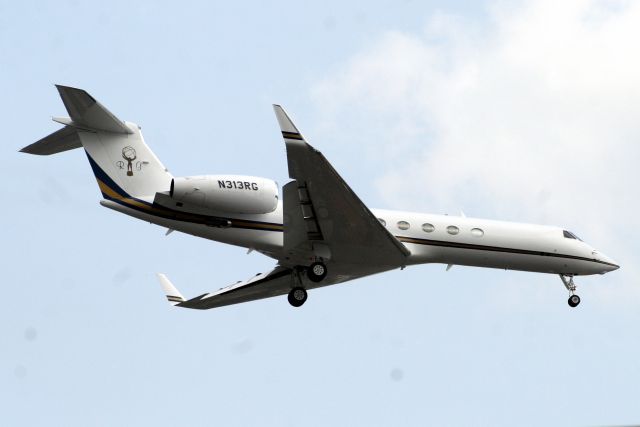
(122, 146), (137, 176)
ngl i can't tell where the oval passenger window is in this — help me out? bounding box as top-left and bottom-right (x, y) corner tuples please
(378, 218), (386, 226)
(471, 228), (484, 237)
(447, 225), (459, 235)
(397, 221), (410, 231)
(422, 223), (435, 233)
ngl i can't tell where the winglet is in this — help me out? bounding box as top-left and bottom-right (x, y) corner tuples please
(273, 104), (306, 142)
(157, 273), (185, 306)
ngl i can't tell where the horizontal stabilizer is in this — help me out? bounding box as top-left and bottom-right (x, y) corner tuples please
(157, 273), (186, 306)
(56, 85), (132, 134)
(20, 126), (82, 155)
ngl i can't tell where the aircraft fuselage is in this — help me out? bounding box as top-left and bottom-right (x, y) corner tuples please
(103, 200), (618, 277)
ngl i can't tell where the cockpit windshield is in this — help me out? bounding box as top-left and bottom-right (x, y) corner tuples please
(563, 230), (582, 241)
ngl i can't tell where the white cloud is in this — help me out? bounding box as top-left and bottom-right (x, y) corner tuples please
(311, 0), (640, 297)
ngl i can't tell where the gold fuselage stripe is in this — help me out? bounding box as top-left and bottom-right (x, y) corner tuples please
(98, 179), (284, 232)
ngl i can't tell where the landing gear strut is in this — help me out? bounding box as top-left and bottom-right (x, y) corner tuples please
(559, 275), (581, 308)
(288, 287), (307, 307)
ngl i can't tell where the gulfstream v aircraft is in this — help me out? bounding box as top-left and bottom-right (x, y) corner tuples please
(21, 86), (619, 309)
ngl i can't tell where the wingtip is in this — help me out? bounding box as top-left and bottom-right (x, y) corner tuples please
(156, 273), (185, 306)
(273, 104), (302, 136)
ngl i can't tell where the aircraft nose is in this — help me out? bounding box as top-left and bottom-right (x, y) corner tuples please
(595, 251), (620, 272)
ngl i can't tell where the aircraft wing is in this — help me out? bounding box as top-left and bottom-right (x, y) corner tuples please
(274, 105), (410, 267)
(157, 266), (294, 310)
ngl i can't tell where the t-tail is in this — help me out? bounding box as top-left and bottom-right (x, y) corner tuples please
(21, 85), (173, 205)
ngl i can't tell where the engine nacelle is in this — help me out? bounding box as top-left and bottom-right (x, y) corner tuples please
(170, 175), (278, 214)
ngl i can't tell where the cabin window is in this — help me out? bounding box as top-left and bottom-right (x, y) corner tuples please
(471, 228), (484, 237)
(397, 221), (410, 231)
(563, 230), (582, 241)
(447, 225), (459, 235)
(378, 218), (386, 227)
(422, 223), (435, 233)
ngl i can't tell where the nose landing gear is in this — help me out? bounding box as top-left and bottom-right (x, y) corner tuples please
(559, 275), (580, 308)
(568, 294), (581, 307)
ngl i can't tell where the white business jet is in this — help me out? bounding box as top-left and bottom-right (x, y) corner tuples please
(21, 86), (619, 309)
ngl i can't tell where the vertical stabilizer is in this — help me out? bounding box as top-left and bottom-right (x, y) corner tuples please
(78, 125), (172, 200)
(21, 85), (173, 201)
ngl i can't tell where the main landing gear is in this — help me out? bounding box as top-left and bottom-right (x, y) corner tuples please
(288, 287), (308, 307)
(559, 275), (581, 308)
(307, 261), (328, 282)
(287, 262), (328, 308)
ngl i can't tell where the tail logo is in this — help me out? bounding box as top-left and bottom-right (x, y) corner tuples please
(121, 146), (137, 176)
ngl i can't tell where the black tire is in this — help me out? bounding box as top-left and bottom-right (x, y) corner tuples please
(307, 262), (327, 283)
(568, 294), (581, 307)
(288, 287), (307, 307)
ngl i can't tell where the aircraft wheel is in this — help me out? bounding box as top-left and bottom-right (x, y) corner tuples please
(288, 287), (307, 307)
(307, 262), (327, 283)
(568, 294), (581, 308)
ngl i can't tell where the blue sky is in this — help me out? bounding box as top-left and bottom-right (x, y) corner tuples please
(2, 1), (639, 425)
